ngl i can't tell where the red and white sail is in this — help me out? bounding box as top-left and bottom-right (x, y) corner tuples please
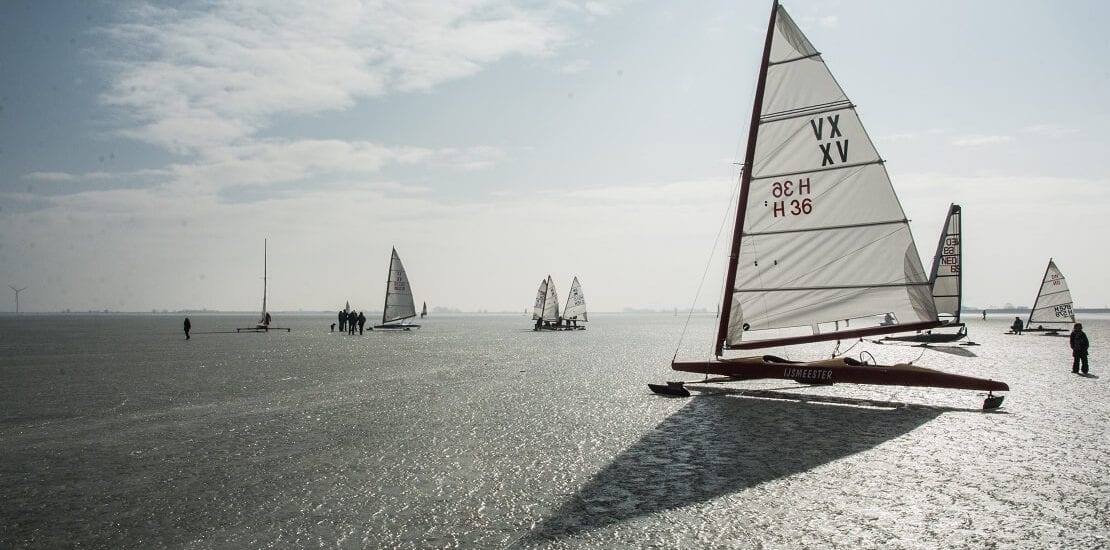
(721, 4), (938, 350)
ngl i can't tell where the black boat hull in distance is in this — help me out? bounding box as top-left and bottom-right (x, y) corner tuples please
(881, 324), (967, 344)
(660, 356), (1007, 410)
(236, 325), (291, 332)
(373, 323), (418, 330)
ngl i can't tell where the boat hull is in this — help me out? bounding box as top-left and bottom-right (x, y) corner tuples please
(882, 325), (967, 344)
(374, 324), (419, 330)
(671, 356), (1008, 392)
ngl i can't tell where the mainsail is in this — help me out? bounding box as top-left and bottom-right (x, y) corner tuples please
(927, 204), (962, 323)
(564, 276), (588, 322)
(719, 2), (939, 352)
(1027, 259), (1074, 327)
(381, 247), (417, 324)
(533, 275), (560, 322)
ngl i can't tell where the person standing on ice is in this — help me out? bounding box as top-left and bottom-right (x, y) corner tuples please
(1070, 323), (1090, 374)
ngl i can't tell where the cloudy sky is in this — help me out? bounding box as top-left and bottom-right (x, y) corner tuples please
(1, 0), (1108, 313)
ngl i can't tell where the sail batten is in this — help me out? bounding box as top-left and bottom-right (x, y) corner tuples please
(720, 2), (938, 350)
(761, 102), (855, 124)
(753, 159), (881, 182)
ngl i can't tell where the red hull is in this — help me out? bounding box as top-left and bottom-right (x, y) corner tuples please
(672, 356), (1008, 392)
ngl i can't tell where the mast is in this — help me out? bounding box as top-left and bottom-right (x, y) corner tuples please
(955, 207), (963, 322)
(261, 239), (268, 320)
(715, 0), (779, 357)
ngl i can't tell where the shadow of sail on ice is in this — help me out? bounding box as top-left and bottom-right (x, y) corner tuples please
(517, 394), (941, 544)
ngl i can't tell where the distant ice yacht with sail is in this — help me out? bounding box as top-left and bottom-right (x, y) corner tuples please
(237, 239), (290, 333)
(649, 1), (1006, 408)
(881, 204), (970, 344)
(562, 276), (588, 330)
(1017, 258), (1074, 335)
(532, 276), (561, 331)
(374, 247), (420, 330)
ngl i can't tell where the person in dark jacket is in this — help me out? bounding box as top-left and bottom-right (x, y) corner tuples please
(338, 310), (346, 333)
(357, 311), (366, 335)
(1011, 317), (1023, 335)
(184, 317), (191, 340)
(348, 310), (358, 335)
(1070, 323), (1090, 374)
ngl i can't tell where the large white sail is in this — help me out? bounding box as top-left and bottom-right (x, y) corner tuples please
(927, 204), (962, 322)
(382, 247), (417, 324)
(1027, 259), (1074, 326)
(564, 276), (588, 322)
(723, 4), (937, 349)
(542, 275), (560, 322)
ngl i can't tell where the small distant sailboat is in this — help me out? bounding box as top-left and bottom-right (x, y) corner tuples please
(238, 239), (290, 333)
(881, 204), (969, 344)
(374, 247), (420, 330)
(1016, 258), (1074, 335)
(562, 276), (588, 330)
(649, 1), (1006, 408)
(421, 301), (427, 319)
(532, 276), (561, 331)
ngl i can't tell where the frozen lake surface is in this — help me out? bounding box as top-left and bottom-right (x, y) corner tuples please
(1, 313), (1107, 548)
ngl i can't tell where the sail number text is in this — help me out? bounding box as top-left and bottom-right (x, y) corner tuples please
(1054, 304), (1073, 318)
(940, 236), (959, 273)
(768, 177), (812, 218)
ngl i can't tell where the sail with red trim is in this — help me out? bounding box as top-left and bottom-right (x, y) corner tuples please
(721, 3), (938, 351)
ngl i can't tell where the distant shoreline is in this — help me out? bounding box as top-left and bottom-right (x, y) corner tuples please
(3, 308), (1110, 316)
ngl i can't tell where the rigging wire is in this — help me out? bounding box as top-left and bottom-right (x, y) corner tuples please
(672, 170), (743, 364)
(670, 48), (761, 369)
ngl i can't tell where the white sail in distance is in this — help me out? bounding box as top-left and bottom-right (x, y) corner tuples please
(723, 4), (937, 349)
(532, 279), (548, 320)
(1027, 259), (1074, 326)
(927, 204), (962, 322)
(382, 248), (417, 324)
(542, 275), (560, 322)
(563, 276), (588, 322)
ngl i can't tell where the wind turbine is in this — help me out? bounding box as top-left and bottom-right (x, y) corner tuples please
(9, 285), (27, 313)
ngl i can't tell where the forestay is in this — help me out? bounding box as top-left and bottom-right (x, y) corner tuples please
(723, 5), (937, 349)
(1028, 259), (1074, 326)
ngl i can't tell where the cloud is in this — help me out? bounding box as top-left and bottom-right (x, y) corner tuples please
(950, 134), (1014, 147)
(17, 140), (506, 202)
(96, 1), (589, 153)
(1021, 124), (1078, 139)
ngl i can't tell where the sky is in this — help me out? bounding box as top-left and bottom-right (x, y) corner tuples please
(1, 0), (1109, 314)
